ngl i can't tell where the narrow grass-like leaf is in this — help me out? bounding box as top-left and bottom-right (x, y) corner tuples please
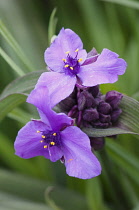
(0, 20), (35, 71)
(86, 177), (109, 210)
(48, 8), (58, 45)
(0, 192), (52, 210)
(106, 138), (139, 185)
(0, 47), (25, 76)
(0, 71), (44, 99)
(102, 0), (139, 10)
(0, 133), (41, 177)
(7, 108), (32, 124)
(83, 95), (139, 137)
(0, 93), (27, 121)
(44, 185), (88, 210)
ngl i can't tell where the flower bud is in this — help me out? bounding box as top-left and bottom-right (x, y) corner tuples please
(78, 91), (96, 110)
(83, 108), (99, 122)
(88, 85), (99, 98)
(90, 137), (105, 151)
(111, 108), (122, 122)
(97, 101), (112, 114)
(99, 113), (111, 123)
(105, 91), (123, 109)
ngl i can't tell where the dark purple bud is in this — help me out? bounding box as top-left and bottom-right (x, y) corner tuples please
(59, 97), (76, 112)
(97, 101), (112, 114)
(83, 108), (99, 122)
(88, 85), (100, 98)
(99, 113), (111, 123)
(105, 91), (123, 109)
(111, 108), (122, 122)
(78, 91), (96, 110)
(90, 137), (105, 151)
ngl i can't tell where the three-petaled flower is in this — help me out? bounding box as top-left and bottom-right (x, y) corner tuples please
(14, 87), (101, 179)
(35, 28), (127, 107)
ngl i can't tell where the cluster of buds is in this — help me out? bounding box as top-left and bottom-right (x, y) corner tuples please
(58, 85), (123, 150)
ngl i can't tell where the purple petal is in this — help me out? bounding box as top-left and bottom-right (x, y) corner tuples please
(61, 126), (101, 179)
(79, 48), (127, 87)
(48, 145), (63, 162)
(14, 120), (50, 159)
(45, 28), (84, 72)
(35, 72), (77, 107)
(27, 87), (72, 131)
(82, 48), (99, 65)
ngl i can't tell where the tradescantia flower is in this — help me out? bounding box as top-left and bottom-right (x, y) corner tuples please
(14, 87), (101, 179)
(36, 28), (127, 107)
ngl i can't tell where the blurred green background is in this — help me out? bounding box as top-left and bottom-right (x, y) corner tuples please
(0, 0), (139, 209)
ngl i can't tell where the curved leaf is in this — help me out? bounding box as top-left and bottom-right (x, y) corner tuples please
(0, 71), (44, 98)
(0, 93), (27, 121)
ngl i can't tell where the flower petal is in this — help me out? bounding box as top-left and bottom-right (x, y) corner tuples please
(79, 48), (127, 86)
(14, 120), (50, 159)
(61, 126), (101, 179)
(27, 87), (72, 131)
(48, 145), (63, 162)
(45, 28), (84, 72)
(34, 71), (77, 107)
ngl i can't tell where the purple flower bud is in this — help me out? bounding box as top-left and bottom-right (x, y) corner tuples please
(111, 108), (122, 122)
(59, 97), (76, 112)
(83, 108), (99, 122)
(105, 91), (123, 109)
(97, 101), (112, 114)
(99, 113), (111, 123)
(88, 85), (100, 98)
(90, 137), (105, 151)
(78, 91), (96, 110)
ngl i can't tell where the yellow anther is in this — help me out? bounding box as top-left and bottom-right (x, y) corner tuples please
(75, 49), (79, 52)
(62, 59), (66, 62)
(50, 142), (55, 146)
(68, 158), (73, 163)
(41, 135), (46, 139)
(64, 64), (69, 68)
(70, 67), (74, 70)
(44, 145), (48, 149)
(40, 140), (44, 143)
(78, 58), (83, 62)
(37, 130), (40, 133)
(65, 51), (70, 54)
(53, 133), (57, 136)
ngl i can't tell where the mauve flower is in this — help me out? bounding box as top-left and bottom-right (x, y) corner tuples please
(14, 87), (101, 179)
(36, 28), (127, 107)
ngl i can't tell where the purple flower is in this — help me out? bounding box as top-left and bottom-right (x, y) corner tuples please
(14, 87), (101, 179)
(36, 28), (127, 107)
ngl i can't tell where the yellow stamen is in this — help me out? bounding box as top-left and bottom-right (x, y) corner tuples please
(70, 67), (73, 70)
(37, 130), (40, 133)
(64, 64), (69, 68)
(75, 49), (79, 52)
(40, 140), (44, 143)
(53, 133), (57, 136)
(62, 58), (66, 62)
(65, 51), (70, 54)
(50, 142), (55, 146)
(68, 158), (73, 163)
(44, 145), (48, 149)
(78, 58), (83, 62)
(42, 135), (46, 139)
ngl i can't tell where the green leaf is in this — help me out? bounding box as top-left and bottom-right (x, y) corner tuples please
(0, 71), (44, 99)
(106, 138), (139, 186)
(102, 0), (139, 10)
(0, 47), (25, 76)
(44, 185), (88, 210)
(48, 8), (58, 45)
(0, 192), (52, 210)
(0, 93), (27, 121)
(0, 20), (35, 72)
(83, 95), (139, 137)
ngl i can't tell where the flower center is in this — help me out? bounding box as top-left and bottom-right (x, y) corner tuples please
(62, 50), (82, 76)
(37, 130), (61, 149)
